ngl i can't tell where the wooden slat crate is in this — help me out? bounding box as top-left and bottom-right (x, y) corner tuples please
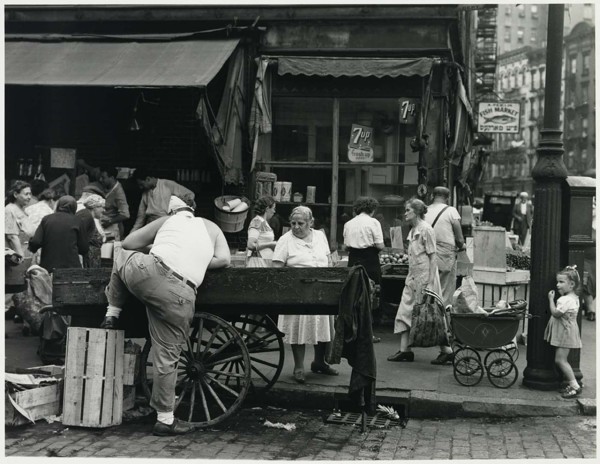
(6, 384), (62, 426)
(62, 328), (124, 428)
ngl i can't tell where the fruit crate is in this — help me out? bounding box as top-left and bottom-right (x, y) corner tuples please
(381, 263), (409, 276)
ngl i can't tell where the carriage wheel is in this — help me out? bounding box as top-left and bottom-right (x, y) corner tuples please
(485, 349), (519, 388)
(140, 312), (252, 428)
(504, 341), (519, 362)
(230, 315), (285, 394)
(453, 356), (484, 386)
(453, 347), (481, 367)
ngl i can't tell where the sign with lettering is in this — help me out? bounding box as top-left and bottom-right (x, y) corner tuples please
(50, 148), (77, 169)
(348, 124), (374, 162)
(399, 98), (418, 125)
(477, 102), (521, 133)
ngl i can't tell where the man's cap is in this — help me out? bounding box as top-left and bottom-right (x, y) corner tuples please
(519, 192), (529, 198)
(168, 195), (189, 214)
(433, 186), (450, 198)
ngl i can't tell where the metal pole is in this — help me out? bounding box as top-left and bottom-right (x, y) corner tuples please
(522, 4), (568, 390)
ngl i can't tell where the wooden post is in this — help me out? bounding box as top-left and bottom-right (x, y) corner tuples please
(330, 98), (340, 249)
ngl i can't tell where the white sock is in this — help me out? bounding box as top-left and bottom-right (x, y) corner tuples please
(569, 380), (579, 389)
(441, 346), (453, 354)
(157, 411), (174, 425)
(105, 305), (122, 318)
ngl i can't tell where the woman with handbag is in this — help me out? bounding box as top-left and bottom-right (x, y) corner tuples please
(246, 195), (277, 267)
(388, 198), (443, 362)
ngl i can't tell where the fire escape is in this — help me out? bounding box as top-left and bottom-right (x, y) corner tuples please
(474, 7), (498, 98)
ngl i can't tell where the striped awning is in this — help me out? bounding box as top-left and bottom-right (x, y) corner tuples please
(275, 56), (434, 78)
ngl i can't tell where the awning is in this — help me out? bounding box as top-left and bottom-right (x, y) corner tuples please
(275, 56), (434, 78)
(5, 39), (240, 87)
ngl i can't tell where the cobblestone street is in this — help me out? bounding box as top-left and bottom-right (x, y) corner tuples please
(5, 407), (596, 459)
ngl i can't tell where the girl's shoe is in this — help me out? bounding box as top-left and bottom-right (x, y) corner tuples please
(310, 362), (339, 376)
(292, 370), (306, 384)
(561, 385), (582, 399)
(559, 382), (584, 393)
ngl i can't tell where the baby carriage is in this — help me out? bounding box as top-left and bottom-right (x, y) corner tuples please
(448, 300), (528, 388)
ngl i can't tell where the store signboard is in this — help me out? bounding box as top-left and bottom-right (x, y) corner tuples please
(50, 148), (77, 169)
(348, 123), (374, 162)
(399, 98), (418, 125)
(477, 102), (520, 133)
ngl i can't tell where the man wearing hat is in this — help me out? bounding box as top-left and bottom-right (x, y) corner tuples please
(424, 186), (465, 365)
(512, 192), (533, 246)
(101, 195), (230, 436)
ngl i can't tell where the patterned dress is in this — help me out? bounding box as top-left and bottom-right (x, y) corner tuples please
(394, 220), (441, 334)
(273, 229), (332, 345)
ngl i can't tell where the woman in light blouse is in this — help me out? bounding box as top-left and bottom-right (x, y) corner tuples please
(273, 206), (338, 384)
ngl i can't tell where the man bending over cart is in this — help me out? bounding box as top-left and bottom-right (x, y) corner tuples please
(100, 195), (231, 436)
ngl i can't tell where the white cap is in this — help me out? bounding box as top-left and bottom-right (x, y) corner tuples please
(168, 195), (188, 214)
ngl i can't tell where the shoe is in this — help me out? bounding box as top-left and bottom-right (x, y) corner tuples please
(387, 351), (414, 362)
(13, 314), (23, 324)
(561, 385), (582, 399)
(431, 352), (454, 365)
(310, 362), (339, 376)
(559, 382), (584, 393)
(372, 336), (381, 343)
(587, 312), (595, 321)
(153, 418), (195, 436)
(100, 316), (118, 329)
(293, 370), (306, 384)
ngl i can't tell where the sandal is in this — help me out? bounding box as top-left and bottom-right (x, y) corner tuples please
(310, 362), (339, 376)
(561, 385), (582, 399)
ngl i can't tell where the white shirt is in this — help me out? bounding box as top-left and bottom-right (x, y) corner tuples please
(424, 203), (461, 247)
(343, 213), (384, 249)
(151, 211), (213, 287)
(273, 229), (330, 268)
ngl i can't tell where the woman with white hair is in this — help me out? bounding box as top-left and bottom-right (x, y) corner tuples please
(273, 206), (338, 383)
(76, 194), (106, 268)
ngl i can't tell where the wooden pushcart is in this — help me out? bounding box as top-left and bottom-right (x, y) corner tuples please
(53, 266), (360, 428)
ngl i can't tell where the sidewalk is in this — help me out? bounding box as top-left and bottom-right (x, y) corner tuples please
(264, 317), (596, 418)
(4, 314), (596, 419)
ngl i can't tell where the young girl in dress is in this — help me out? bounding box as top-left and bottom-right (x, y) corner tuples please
(545, 265), (583, 398)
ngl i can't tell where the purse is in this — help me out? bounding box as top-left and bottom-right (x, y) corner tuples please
(408, 289), (449, 348)
(245, 249), (272, 268)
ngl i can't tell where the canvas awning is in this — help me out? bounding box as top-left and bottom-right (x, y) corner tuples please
(274, 56), (434, 78)
(5, 38), (240, 87)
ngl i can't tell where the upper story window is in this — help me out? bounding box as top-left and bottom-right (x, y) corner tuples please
(581, 148), (588, 160)
(502, 73), (509, 90)
(540, 68), (545, 87)
(509, 72), (516, 89)
(582, 117), (588, 137)
(582, 52), (590, 76)
(505, 6), (512, 15)
(518, 4), (526, 17)
(531, 5), (539, 19)
(570, 55), (578, 75)
(530, 28), (537, 43)
(517, 70), (524, 87)
(584, 4), (593, 19)
(504, 26), (511, 42)
(517, 28), (525, 44)
(532, 70), (540, 90)
(581, 84), (589, 103)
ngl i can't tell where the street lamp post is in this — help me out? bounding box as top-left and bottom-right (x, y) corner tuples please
(522, 4), (569, 390)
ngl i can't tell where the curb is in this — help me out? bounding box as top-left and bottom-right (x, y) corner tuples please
(259, 384), (589, 419)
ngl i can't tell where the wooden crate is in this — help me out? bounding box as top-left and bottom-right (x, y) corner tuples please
(6, 383), (62, 426)
(62, 327), (124, 428)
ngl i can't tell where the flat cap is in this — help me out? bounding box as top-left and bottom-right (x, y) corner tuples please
(433, 186), (450, 198)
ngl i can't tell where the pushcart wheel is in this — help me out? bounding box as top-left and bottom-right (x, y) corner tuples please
(453, 356), (484, 386)
(486, 359), (518, 388)
(140, 312), (252, 428)
(453, 347), (481, 367)
(230, 315), (285, 394)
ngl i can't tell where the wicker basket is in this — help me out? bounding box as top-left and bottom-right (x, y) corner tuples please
(214, 195), (249, 233)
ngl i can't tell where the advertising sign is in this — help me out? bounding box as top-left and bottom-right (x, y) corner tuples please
(348, 123), (374, 162)
(399, 98), (418, 125)
(477, 102), (520, 133)
(50, 148), (77, 169)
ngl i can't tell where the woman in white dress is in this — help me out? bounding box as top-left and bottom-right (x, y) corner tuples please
(273, 206), (338, 384)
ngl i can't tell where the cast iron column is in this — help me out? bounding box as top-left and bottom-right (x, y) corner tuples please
(523, 4), (568, 390)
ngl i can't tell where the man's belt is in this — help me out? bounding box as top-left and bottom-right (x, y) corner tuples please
(153, 255), (197, 292)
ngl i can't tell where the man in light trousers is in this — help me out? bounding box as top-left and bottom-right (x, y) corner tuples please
(102, 195), (230, 436)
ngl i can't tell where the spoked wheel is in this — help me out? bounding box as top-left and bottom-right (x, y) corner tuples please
(485, 349), (518, 388)
(453, 356), (484, 386)
(453, 347), (482, 367)
(140, 312), (252, 428)
(230, 315), (285, 394)
(503, 341), (519, 362)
